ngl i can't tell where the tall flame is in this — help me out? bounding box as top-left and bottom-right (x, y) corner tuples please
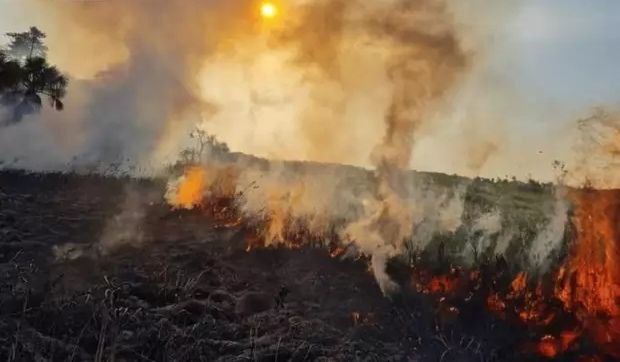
(555, 189), (620, 357)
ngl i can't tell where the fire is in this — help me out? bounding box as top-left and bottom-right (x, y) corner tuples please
(167, 166), (209, 209)
(505, 274), (556, 327)
(350, 311), (375, 326)
(410, 266), (464, 295)
(555, 189), (620, 357)
(165, 164), (241, 225)
(163, 162), (620, 359)
(560, 330), (580, 351)
(535, 330), (581, 359)
(427, 275), (459, 294)
(537, 335), (559, 358)
(486, 293), (506, 316)
(330, 246), (346, 258)
(510, 271), (528, 294)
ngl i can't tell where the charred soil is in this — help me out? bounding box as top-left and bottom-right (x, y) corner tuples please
(0, 170), (613, 361)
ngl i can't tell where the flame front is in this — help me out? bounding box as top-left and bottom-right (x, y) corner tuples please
(164, 162), (620, 358)
(167, 166), (209, 209)
(555, 189), (620, 357)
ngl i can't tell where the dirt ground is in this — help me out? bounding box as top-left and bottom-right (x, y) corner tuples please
(0, 171), (596, 361)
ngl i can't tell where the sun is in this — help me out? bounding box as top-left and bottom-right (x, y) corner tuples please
(261, 2), (278, 19)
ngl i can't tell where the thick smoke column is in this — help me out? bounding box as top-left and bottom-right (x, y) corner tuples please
(339, 0), (468, 294)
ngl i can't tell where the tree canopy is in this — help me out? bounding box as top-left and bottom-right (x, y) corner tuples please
(5, 26), (48, 61)
(0, 27), (67, 124)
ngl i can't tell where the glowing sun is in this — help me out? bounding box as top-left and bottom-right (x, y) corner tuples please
(261, 2), (278, 19)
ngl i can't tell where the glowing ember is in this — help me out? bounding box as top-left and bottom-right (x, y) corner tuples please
(537, 335), (560, 358)
(410, 266), (463, 295)
(560, 330), (580, 351)
(486, 293), (506, 316)
(330, 246), (346, 258)
(427, 275), (459, 294)
(535, 330), (580, 359)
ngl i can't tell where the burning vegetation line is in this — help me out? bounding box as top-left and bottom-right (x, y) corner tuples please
(163, 156), (620, 359)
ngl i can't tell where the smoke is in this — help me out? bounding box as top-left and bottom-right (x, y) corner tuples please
(99, 185), (148, 254)
(2, 1), (616, 184)
(5, 0), (585, 294)
(464, 210), (502, 264)
(527, 188), (569, 271)
(0, 0), (258, 171)
(40, 0), (471, 295)
(0, 0), (550, 198)
(473, 211), (502, 235)
(166, 0), (470, 296)
(162, 155), (475, 296)
(565, 108), (620, 189)
(410, 184), (467, 250)
(337, 0), (468, 294)
(466, 140), (500, 172)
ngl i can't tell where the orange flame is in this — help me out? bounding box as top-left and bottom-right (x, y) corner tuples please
(486, 293), (507, 316)
(535, 330), (580, 359)
(169, 166), (209, 209)
(330, 246), (346, 258)
(555, 189), (620, 357)
(537, 335), (560, 358)
(510, 272), (528, 295)
(427, 275), (460, 294)
(410, 266), (465, 296)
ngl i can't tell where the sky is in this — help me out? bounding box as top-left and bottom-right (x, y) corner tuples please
(0, 0), (619, 182)
(411, 0), (620, 181)
(508, 1), (620, 110)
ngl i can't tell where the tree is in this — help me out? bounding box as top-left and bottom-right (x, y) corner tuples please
(0, 27), (67, 124)
(190, 128), (230, 161)
(0, 52), (21, 92)
(5, 26), (48, 61)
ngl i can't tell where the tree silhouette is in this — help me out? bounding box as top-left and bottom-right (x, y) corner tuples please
(5, 26), (48, 61)
(0, 53), (21, 92)
(0, 27), (67, 124)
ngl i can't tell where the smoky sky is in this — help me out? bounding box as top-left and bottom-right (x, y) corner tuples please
(0, 0), (619, 183)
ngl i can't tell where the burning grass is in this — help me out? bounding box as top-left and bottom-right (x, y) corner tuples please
(555, 189), (620, 358)
(162, 163), (620, 360)
(1, 168), (619, 360)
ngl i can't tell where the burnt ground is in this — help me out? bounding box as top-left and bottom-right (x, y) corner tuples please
(0, 170), (603, 361)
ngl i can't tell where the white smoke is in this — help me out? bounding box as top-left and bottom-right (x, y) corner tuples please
(527, 186), (569, 271)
